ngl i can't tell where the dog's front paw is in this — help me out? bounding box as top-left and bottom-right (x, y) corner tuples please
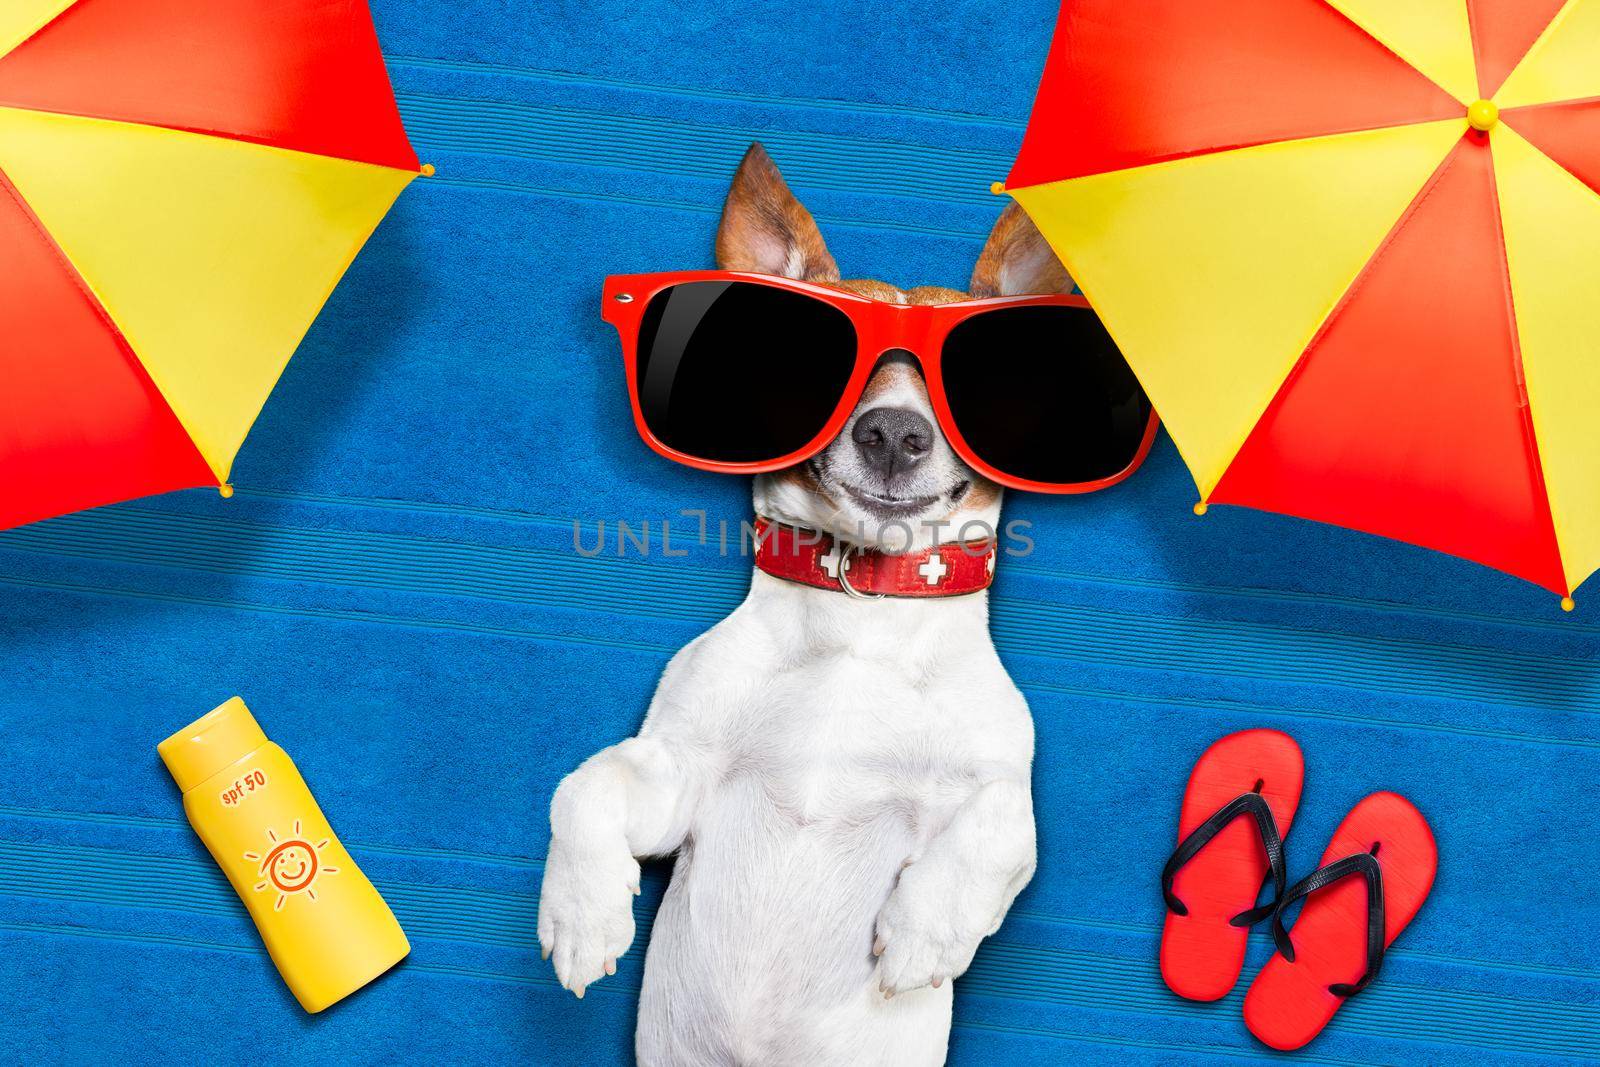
(873, 859), (994, 998)
(537, 836), (640, 998)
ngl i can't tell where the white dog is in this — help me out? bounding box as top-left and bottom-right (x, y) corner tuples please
(538, 144), (1073, 1065)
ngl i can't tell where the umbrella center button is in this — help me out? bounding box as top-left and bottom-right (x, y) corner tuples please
(1468, 100), (1499, 132)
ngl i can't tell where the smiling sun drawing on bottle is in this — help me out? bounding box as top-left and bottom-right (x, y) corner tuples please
(244, 820), (341, 911)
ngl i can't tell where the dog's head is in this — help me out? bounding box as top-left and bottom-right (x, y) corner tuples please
(717, 143), (1073, 551)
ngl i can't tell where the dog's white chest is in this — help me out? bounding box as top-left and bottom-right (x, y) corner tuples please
(700, 576), (1007, 837)
(743, 658), (941, 828)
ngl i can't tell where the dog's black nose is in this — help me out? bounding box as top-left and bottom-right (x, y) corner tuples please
(852, 407), (933, 478)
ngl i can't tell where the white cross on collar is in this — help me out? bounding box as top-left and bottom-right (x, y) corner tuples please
(918, 552), (949, 586)
(819, 543), (849, 579)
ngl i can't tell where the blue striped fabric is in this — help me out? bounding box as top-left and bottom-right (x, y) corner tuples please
(1, 1), (1597, 1063)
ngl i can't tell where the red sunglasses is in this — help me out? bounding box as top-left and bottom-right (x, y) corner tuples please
(601, 270), (1158, 494)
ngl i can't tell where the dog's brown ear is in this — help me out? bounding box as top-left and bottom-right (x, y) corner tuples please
(969, 202), (1073, 298)
(716, 143), (839, 282)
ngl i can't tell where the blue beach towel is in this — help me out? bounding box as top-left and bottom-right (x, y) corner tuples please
(1, 1), (1597, 1063)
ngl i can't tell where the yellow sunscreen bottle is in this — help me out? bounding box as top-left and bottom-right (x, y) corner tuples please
(159, 697), (409, 1012)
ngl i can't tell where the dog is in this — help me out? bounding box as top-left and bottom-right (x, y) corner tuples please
(538, 143), (1073, 1065)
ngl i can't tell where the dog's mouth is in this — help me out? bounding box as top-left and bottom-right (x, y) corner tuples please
(840, 482), (942, 517)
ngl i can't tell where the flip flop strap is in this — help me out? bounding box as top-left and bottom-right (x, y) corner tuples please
(1161, 790), (1287, 927)
(1270, 852), (1386, 997)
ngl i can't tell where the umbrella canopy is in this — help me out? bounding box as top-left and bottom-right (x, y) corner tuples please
(0, 0), (422, 530)
(1005, 0), (1600, 603)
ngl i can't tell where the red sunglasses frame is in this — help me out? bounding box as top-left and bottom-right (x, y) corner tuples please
(601, 270), (1160, 494)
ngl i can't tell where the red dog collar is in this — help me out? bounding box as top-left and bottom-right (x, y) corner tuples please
(752, 518), (996, 598)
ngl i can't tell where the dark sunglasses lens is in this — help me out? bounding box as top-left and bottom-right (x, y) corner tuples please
(634, 281), (857, 464)
(941, 305), (1152, 485)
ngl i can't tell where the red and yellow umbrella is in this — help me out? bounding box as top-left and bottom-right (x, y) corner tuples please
(0, 0), (423, 529)
(1005, 0), (1600, 606)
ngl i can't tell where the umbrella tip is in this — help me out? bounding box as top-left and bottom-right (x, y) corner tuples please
(1561, 595), (1576, 612)
(989, 181), (1006, 196)
(420, 162), (437, 177)
(218, 483), (234, 500)
(1192, 501), (1208, 517)
(1467, 100), (1499, 133)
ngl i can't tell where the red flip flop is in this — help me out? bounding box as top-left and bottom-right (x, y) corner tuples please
(1244, 792), (1437, 1050)
(1160, 729), (1305, 1001)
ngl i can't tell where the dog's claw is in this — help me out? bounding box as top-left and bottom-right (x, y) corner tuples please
(541, 946), (551, 961)
(604, 958), (616, 976)
(872, 937), (886, 957)
(932, 976), (943, 989)
(574, 984), (586, 1000)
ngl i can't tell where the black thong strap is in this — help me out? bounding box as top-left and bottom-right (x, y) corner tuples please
(1161, 789), (1286, 928)
(1270, 851), (1386, 997)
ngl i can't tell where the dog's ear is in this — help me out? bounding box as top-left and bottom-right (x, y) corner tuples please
(969, 202), (1073, 298)
(716, 143), (839, 282)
